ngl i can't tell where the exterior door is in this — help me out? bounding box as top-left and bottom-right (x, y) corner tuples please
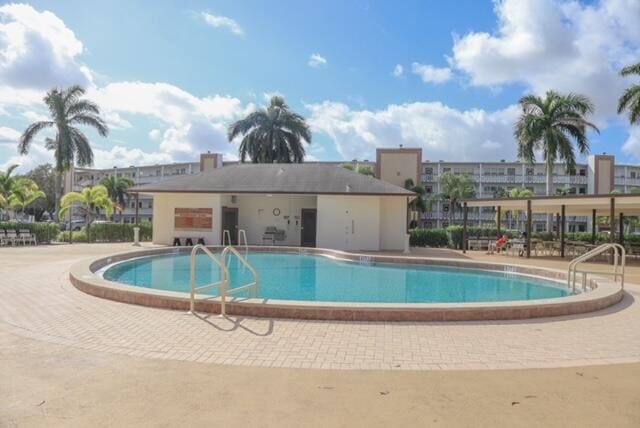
(221, 207), (238, 245)
(300, 209), (317, 247)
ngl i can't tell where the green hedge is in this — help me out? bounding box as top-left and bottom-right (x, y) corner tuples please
(58, 222), (152, 243)
(0, 221), (60, 243)
(410, 229), (449, 247)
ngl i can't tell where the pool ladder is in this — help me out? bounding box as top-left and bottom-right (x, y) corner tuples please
(189, 244), (260, 316)
(567, 243), (625, 293)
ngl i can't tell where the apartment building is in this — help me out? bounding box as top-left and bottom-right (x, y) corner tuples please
(65, 147), (637, 233)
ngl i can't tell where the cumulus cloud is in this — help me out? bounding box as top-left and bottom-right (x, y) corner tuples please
(392, 64), (404, 77)
(451, 0), (640, 122)
(308, 53), (327, 68)
(0, 3), (92, 89)
(622, 127), (640, 160)
(200, 12), (243, 36)
(411, 63), (452, 84)
(0, 126), (21, 144)
(307, 101), (520, 162)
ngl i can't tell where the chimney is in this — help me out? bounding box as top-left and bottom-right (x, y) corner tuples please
(200, 152), (223, 172)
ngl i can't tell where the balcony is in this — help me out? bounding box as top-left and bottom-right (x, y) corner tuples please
(481, 175), (519, 184)
(615, 177), (640, 186)
(554, 175), (587, 185)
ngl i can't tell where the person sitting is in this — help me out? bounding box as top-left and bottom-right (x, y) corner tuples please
(488, 235), (509, 254)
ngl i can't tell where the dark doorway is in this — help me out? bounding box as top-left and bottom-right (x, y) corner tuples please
(221, 207), (238, 245)
(301, 209), (317, 247)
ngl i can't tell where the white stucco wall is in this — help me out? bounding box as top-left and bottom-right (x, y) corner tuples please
(151, 193), (221, 245)
(379, 196), (408, 251)
(316, 195), (384, 251)
(220, 194), (316, 246)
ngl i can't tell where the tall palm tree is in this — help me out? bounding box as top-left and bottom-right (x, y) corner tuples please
(436, 171), (476, 224)
(8, 179), (45, 216)
(101, 174), (134, 221)
(59, 185), (114, 238)
(618, 62), (640, 125)
(0, 164), (19, 206)
(18, 85), (109, 216)
(404, 178), (426, 229)
(228, 96), (311, 163)
(515, 90), (599, 229)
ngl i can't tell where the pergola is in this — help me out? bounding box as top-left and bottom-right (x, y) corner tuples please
(460, 194), (640, 258)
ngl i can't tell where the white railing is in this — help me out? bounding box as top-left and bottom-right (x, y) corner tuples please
(222, 229), (232, 246)
(221, 245), (260, 299)
(567, 243), (625, 293)
(238, 229), (248, 254)
(190, 244), (260, 316)
(190, 245), (229, 314)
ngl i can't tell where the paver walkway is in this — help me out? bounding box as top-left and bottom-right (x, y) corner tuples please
(1, 243), (639, 370)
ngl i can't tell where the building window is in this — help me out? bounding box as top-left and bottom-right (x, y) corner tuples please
(425, 167), (433, 175)
(579, 187), (586, 194)
(579, 169), (586, 176)
(443, 167), (451, 173)
(631, 171), (637, 179)
(147, 202), (153, 208)
(526, 168), (534, 176)
(138, 202), (143, 208)
(425, 186), (433, 194)
(507, 168), (516, 176)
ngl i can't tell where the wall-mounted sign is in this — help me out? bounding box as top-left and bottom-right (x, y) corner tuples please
(174, 208), (213, 230)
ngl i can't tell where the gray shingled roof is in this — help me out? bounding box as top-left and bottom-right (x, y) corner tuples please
(130, 164), (414, 196)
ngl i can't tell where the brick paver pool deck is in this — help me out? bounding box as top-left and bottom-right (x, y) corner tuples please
(1, 243), (639, 370)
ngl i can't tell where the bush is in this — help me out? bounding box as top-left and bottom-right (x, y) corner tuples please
(57, 222), (152, 243)
(410, 228), (449, 247)
(0, 221), (60, 243)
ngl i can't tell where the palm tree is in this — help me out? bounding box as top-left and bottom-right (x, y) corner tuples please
(515, 90), (599, 230)
(18, 85), (109, 216)
(59, 185), (114, 237)
(618, 62), (640, 125)
(437, 172), (476, 224)
(8, 179), (45, 216)
(506, 187), (535, 231)
(101, 174), (134, 222)
(555, 186), (574, 196)
(228, 96), (311, 163)
(0, 164), (19, 201)
(404, 178), (426, 228)
(342, 163), (375, 177)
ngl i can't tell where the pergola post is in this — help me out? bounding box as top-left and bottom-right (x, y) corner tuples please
(560, 205), (566, 258)
(497, 206), (501, 236)
(619, 212), (624, 246)
(591, 209), (597, 244)
(135, 193), (140, 225)
(462, 202), (468, 253)
(555, 213), (560, 239)
(610, 198), (615, 243)
(526, 199), (532, 258)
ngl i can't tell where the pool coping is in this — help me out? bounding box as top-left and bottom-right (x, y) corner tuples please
(69, 246), (625, 322)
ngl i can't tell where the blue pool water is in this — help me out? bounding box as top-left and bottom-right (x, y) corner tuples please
(102, 252), (570, 304)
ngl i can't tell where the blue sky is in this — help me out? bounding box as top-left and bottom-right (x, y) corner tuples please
(0, 0), (639, 171)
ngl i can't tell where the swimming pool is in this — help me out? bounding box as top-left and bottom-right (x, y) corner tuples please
(102, 251), (570, 304)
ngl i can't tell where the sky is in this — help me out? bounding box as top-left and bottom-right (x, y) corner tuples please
(0, 0), (639, 173)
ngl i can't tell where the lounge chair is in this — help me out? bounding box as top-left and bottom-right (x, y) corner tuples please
(18, 229), (37, 245)
(4, 230), (18, 246)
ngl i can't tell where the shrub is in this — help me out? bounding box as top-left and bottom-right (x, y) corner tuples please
(0, 221), (60, 243)
(410, 228), (449, 247)
(57, 222), (152, 243)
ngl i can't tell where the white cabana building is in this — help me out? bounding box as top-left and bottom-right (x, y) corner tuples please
(130, 163), (415, 251)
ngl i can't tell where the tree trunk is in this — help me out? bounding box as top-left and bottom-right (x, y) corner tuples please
(546, 163), (553, 232)
(54, 172), (62, 219)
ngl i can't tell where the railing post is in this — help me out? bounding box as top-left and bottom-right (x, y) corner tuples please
(561, 204), (566, 258)
(526, 199), (532, 258)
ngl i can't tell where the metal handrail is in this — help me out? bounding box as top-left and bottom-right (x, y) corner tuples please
(221, 245), (260, 299)
(567, 243), (625, 293)
(238, 229), (248, 254)
(190, 245), (230, 314)
(222, 229), (231, 246)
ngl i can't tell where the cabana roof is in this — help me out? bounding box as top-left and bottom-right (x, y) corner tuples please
(463, 193), (640, 216)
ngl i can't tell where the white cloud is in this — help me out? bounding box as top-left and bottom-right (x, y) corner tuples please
(0, 3), (92, 89)
(200, 12), (244, 36)
(411, 63), (452, 84)
(451, 0), (640, 122)
(392, 64), (404, 77)
(0, 126), (21, 144)
(149, 129), (161, 141)
(307, 101), (520, 162)
(308, 53), (327, 68)
(622, 127), (640, 160)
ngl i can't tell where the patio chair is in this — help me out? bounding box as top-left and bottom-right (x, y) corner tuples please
(18, 229), (37, 245)
(4, 229), (19, 246)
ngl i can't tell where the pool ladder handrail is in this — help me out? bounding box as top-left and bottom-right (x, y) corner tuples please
(190, 244), (259, 316)
(567, 243), (625, 293)
(222, 228), (248, 254)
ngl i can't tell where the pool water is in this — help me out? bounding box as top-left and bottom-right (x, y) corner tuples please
(102, 252), (570, 304)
